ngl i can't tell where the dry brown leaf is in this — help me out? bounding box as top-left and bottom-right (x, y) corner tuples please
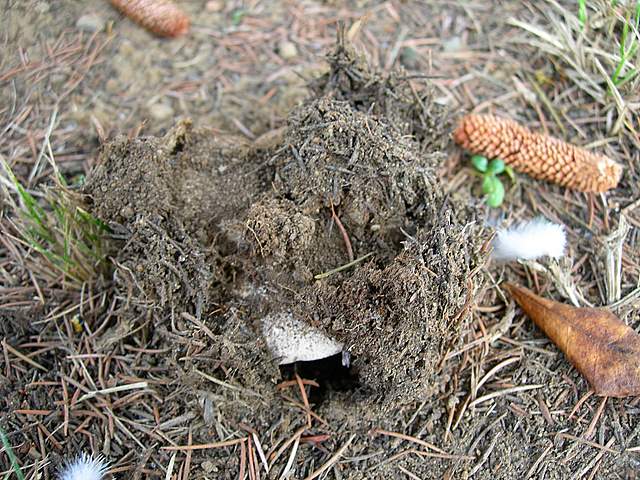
(504, 283), (640, 397)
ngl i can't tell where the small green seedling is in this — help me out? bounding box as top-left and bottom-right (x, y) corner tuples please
(470, 155), (514, 207)
(610, 8), (640, 89)
(1, 157), (112, 287)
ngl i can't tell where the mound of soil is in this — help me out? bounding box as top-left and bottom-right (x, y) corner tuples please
(296, 218), (480, 408)
(85, 39), (486, 423)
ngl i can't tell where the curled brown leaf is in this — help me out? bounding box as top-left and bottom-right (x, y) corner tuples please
(504, 283), (640, 397)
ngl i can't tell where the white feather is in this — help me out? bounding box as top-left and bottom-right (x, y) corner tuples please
(491, 217), (566, 262)
(261, 312), (343, 365)
(59, 453), (109, 480)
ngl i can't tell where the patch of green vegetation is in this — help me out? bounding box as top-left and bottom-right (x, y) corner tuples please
(1, 157), (111, 287)
(230, 8), (246, 26)
(470, 155), (515, 208)
(0, 426), (25, 480)
(610, 4), (640, 89)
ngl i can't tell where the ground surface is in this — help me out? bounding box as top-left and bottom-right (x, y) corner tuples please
(2, 1), (640, 479)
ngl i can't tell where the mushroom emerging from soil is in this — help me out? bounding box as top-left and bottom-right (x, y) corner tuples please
(261, 312), (344, 365)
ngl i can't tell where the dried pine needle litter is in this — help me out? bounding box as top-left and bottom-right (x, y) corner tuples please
(109, 0), (190, 38)
(454, 114), (622, 193)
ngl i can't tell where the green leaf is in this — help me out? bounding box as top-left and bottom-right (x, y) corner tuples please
(486, 179), (505, 207)
(471, 155), (488, 173)
(487, 158), (506, 175)
(482, 175), (500, 194)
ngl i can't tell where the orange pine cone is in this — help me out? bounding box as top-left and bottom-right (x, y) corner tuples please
(453, 114), (622, 193)
(109, 0), (190, 38)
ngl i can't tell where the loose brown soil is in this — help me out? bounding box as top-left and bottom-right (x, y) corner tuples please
(86, 41), (485, 414)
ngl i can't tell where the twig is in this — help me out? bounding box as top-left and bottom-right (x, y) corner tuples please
(303, 434), (356, 480)
(162, 438), (246, 451)
(296, 373), (312, 429)
(77, 381), (149, 402)
(3, 341), (47, 371)
(330, 201), (354, 262)
(468, 385), (543, 408)
(314, 252), (374, 279)
(280, 436), (300, 480)
(373, 429), (446, 454)
(268, 426), (306, 470)
(583, 396), (607, 440)
(556, 433), (619, 454)
(473, 357), (521, 398)
(183, 428), (193, 480)
(239, 440), (246, 480)
(165, 452), (177, 480)
(603, 215), (630, 304)
(252, 432), (269, 474)
(397, 465), (421, 480)
(525, 443), (553, 479)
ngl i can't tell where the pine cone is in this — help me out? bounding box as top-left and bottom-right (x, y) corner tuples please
(110, 0), (190, 38)
(454, 114), (622, 193)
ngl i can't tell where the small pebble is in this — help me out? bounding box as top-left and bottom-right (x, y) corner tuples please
(34, 2), (50, 13)
(205, 0), (225, 12)
(442, 36), (462, 53)
(76, 13), (105, 33)
(120, 206), (134, 220)
(201, 461), (217, 473)
(278, 41), (298, 60)
(105, 78), (119, 94)
(400, 46), (420, 70)
(148, 102), (174, 121)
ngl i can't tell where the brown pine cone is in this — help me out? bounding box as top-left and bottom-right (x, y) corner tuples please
(110, 0), (190, 38)
(454, 114), (622, 193)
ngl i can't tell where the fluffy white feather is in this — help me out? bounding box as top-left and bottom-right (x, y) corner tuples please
(261, 312), (343, 365)
(491, 217), (566, 262)
(59, 453), (109, 480)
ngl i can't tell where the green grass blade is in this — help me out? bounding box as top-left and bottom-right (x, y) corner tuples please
(0, 426), (25, 480)
(611, 12), (637, 87)
(77, 207), (112, 233)
(578, 0), (587, 29)
(2, 156), (111, 286)
(617, 67), (640, 87)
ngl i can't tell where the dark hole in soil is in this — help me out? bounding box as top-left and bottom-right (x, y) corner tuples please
(279, 352), (359, 405)
(170, 136), (186, 155)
